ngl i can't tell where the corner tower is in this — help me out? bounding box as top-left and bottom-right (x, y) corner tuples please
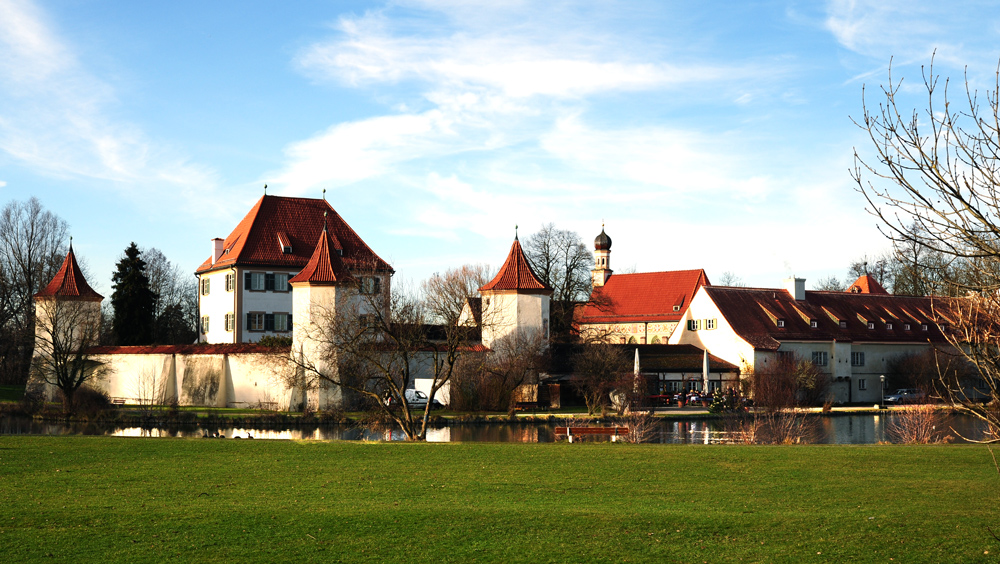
(479, 234), (553, 348)
(592, 225), (612, 287)
(288, 217), (356, 410)
(31, 242), (105, 400)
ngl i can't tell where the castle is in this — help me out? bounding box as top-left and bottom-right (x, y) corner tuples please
(31, 194), (952, 408)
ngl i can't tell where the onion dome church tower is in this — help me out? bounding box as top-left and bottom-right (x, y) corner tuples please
(478, 233), (553, 349)
(592, 225), (613, 287)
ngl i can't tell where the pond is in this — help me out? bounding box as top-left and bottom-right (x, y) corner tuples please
(0, 412), (992, 443)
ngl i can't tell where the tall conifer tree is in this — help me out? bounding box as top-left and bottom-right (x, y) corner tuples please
(111, 242), (157, 345)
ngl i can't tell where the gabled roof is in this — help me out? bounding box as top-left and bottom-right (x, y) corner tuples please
(288, 224), (355, 286)
(847, 274), (889, 295)
(196, 195), (392, 274)
(479, 237), (552, 293)
(575, 269), (710, 324)
(34, 246), (103, 301)
(703, 286), (948, 351)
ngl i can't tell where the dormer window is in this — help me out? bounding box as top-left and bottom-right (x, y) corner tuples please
(673, 305), (680, 312)
(904, 323), (911, 331)
(277, 232), (292, 254)
(776, 319), (785, 328)
(886, 322), (893, 330)
(810, 319), (818, 328)
(839, 320), (847, 329)
(867, 322), (875, 330)
(921, 324), (929, 331)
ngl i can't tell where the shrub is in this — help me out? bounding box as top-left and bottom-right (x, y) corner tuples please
(69, 387), (113, 419)
(709, 388), (744, 414)
(886, 405), (952, 444)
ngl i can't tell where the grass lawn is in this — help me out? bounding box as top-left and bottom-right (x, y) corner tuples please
(1, 437), (997, 563)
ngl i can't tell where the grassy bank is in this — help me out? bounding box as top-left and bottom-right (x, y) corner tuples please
(1, 437), (998, 563)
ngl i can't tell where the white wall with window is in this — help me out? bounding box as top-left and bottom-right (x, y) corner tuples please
(198, 268), (237, 344)
(241, 269), (297, 343)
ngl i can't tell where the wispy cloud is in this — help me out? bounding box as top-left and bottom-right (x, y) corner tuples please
(0, 0), (222, 217)
(273, 3), (782, 200)
(825, 0), (997, 70)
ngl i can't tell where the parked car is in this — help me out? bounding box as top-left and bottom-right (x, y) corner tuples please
(385, 389), (445, 410)
(884, 388), (926, 404)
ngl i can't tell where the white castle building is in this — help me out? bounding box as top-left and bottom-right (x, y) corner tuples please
(30, 196), (551, 410)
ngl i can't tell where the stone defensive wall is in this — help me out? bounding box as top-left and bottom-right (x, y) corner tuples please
(85, 344), (295, 409)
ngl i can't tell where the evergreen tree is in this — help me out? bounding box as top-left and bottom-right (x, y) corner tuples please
(111, 242), (157, 345)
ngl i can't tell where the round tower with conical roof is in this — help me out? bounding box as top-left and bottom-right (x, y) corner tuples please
(478, 234), (553, 348)
(592, 225), (613, 287)
(288, 217), (357, 411)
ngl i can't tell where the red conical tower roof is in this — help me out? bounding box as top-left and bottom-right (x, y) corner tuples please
(847, 274), (888, 295)
(479, 236), (552, 294)
(289, 220), (355, 286)
(34, 244), (103, 301)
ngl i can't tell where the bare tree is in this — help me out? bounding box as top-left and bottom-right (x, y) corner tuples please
(718, 271), (746, 287)
(523, 224), (592, 342)
(572, 343), (630, 415)
(143, 247), (197, 344)
(724, 355), (827, 444)
(0, 198), (69, 384)
(852, 55), (1000, 437)
(422, 264), (492, 326)
(812, 275), (846, 292)
(30, 297), (106, 414)
(291, 264), (490, 440)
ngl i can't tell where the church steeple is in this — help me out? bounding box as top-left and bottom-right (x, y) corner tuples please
(591, 225), (613, 287)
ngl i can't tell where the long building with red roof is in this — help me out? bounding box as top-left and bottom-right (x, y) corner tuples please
(196, 195), (392, 343)
(669, 275), (951, 404)
(574, 226), (710, 344)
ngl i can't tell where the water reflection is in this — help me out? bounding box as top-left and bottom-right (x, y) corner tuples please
(0, 413), (992, 443)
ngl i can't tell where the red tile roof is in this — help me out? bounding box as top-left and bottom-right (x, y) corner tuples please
(479, 238), (552, 293)
(288, 224), (355, 285)
(34, 246), (103, 301)
(196, 195), (392, 275)
(847, 274), (889, 294)
(703, 286), (949, 350)
(575, 270), (710, 324)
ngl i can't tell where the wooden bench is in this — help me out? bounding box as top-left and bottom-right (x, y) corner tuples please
(111, 398), (126, 406)
(554, 426), (630, 442)
(513, 401), (541, 412)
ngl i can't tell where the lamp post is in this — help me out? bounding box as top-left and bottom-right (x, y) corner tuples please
(879, 374), (885, 409)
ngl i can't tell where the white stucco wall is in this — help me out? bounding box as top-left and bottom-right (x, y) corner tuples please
(85, 351), (295, 409)
(198, 269), (236, 344)
(668, 287), (756, 370)
(481, 291), (550, 348)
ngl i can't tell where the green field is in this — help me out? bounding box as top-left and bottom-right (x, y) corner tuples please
(1, 437), (997, 563)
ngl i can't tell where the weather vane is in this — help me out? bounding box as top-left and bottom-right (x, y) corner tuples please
(323, 188), (326, 200)
(264, 183), (267, 195)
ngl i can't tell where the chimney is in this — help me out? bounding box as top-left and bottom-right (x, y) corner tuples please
(783, 277), (806, 300)
(211, 238), (224, 265)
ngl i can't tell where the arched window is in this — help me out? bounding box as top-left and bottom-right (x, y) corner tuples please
(650, 335), (661, 344)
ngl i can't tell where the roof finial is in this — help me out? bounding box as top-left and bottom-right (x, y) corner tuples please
(515, 224), (519, 241)
(69, 235), (73, 252)
(264, 183), (268, 195)
(322, 188), (326, 201)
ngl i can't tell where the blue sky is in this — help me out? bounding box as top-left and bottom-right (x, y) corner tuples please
(2, 0), (999, 295)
